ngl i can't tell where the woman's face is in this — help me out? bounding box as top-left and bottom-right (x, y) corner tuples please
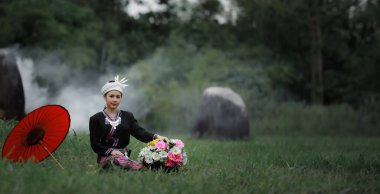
(104, 90), (122, 110)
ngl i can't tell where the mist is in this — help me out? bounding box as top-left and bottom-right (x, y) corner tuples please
(16, 54), (152, 133)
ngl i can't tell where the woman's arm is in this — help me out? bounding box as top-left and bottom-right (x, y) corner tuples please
(89, 116), (114, 156)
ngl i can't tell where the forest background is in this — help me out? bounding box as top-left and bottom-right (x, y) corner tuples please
(0, 0), (379, 136)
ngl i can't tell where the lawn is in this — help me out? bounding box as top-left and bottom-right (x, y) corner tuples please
(1, 120), (379, 193)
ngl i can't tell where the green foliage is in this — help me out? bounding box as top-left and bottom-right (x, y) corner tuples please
(126, 36), (279, 133)
(0, 0), (378, 104)
(0, 0), (89, 47)
(0, 119), (17, 145)
(253, 102), (380, 136)
(234, 0), (380, 105)
(122, 35), (380, 136)
(0, 0), (379, 136)
(0, 0), (173, 70)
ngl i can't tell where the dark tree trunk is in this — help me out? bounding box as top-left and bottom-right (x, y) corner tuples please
(309, 0), (324, 104)
(96, 45), (107, 73)
(94, 0), (121, 73)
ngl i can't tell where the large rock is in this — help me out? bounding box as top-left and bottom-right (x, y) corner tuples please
(193, 87), (250, 139)
(0, 50), (25, 120)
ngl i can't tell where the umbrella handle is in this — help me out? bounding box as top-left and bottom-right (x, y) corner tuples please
(39, 141), (65, 170)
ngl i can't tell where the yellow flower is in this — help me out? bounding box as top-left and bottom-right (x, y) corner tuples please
(147, 139), (159, 146)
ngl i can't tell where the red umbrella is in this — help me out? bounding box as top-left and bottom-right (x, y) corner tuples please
(2, 105), (70, 169)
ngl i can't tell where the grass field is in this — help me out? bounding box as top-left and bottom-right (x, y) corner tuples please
(1, 121), (380, 193)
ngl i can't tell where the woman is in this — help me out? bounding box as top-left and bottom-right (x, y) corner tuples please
(89, 75), (169, 170)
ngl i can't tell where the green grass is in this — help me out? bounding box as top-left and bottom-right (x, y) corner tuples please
(1, 120), (380, 193)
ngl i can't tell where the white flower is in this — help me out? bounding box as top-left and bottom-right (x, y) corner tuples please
(170, 146), (181, 155)
(170, 139), (176, 144)
(145, 156), (153, 164)
(145, 151), (153, 158)
(139, 147), (150, 157)
(182, 152), (188, 165)
(159, 151), (167, 158)
(152, 152), (161, 161)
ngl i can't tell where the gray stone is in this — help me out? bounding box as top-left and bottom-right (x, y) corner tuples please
(193, 87), (250, 139)
(0, 50), (25, 120)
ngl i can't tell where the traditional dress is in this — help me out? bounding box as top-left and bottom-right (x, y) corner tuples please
(89, 109), (155, 170)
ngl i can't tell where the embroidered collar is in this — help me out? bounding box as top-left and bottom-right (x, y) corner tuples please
(103, 109), (122, 128)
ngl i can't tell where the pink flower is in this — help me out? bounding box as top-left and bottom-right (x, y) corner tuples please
(175, 139), (184, 148)
(168, 151), (183, 163)
(165, 159), (176, 167)
(155, 140), (168, 149)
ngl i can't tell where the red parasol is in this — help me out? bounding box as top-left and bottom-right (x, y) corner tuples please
(2, 105), (70, 169)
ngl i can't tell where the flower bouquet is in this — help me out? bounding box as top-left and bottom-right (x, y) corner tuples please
(138, 139), (187, 172)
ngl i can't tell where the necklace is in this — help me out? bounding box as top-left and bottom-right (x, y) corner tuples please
(105, 116), (121, 128)
(103, 109), (122, 128)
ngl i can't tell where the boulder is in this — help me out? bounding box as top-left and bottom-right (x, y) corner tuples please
(0, 50), (25, 120)
(193, 87), (250, 139)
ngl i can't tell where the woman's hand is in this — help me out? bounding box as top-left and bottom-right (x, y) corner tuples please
(155, 134), (170, 143)
(111, 149), (123, 156)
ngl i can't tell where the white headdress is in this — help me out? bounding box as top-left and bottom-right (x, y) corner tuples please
(101, 75), (128, 95)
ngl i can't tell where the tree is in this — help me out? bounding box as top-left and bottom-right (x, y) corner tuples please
(309, 0), (324, 104)
(232, 0), (378, 105)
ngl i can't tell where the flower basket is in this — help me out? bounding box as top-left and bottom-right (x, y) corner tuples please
(138, 139), (188, 172)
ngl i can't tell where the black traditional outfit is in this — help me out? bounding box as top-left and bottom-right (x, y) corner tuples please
(89, 109), (156, 169)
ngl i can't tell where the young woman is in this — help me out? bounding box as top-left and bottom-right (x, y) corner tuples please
(89, 76), (169, 170)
